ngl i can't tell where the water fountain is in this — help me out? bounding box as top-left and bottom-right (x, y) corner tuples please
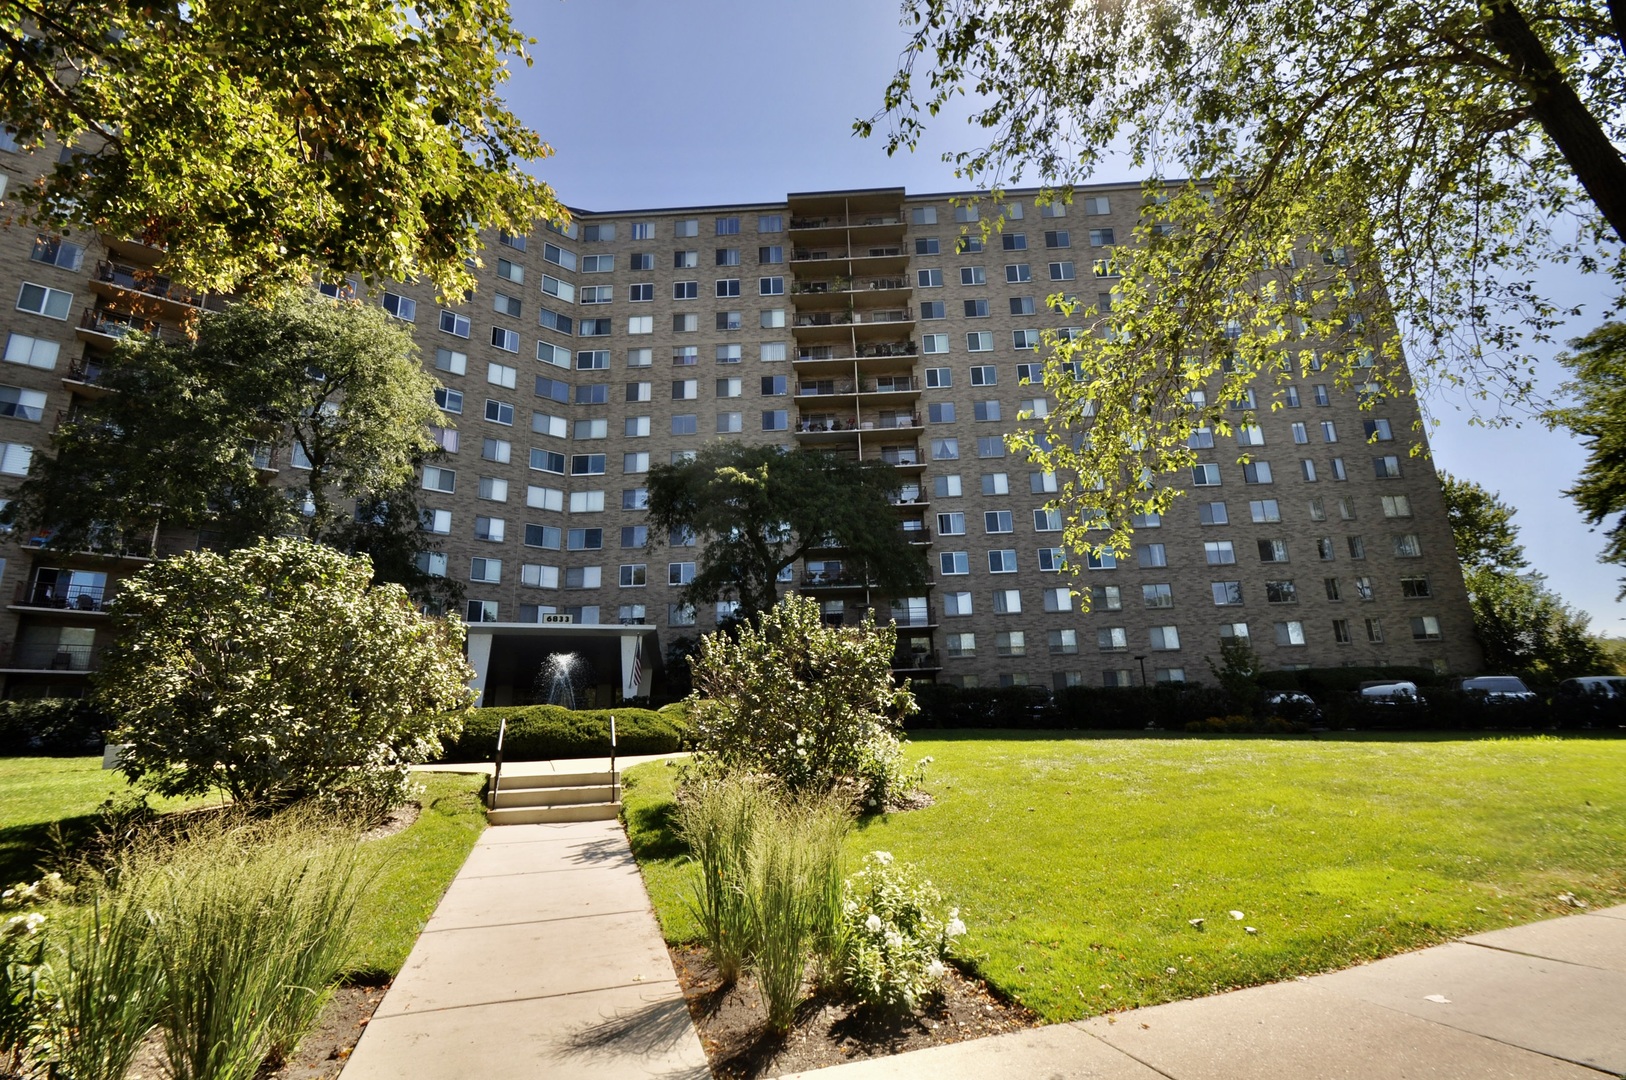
(537, 652), (583, 709)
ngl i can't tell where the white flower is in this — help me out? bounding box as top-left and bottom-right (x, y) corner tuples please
(865, 913), (883, 933)
(884, 930), (903, 949)
(945, 917), (967, 939)
(927, 959), (946, 980)
(873, 851), (893, 866)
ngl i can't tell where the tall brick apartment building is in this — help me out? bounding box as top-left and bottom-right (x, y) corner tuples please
(0, 147), (1481, 703)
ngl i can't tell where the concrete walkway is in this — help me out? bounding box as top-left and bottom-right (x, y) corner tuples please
(781, 904), (1626, 1079)
(341, 817), (709, 1080)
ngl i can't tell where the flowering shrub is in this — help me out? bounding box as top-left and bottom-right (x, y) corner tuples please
(0, 909), (47, 1072)
(688, 595), (918, 807)
(839, 851), (966, 1011)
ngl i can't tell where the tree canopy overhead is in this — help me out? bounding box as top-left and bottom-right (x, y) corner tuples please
(1547, 323), (1626, 592)
(861, 0), (1625, 558)
(3, 287), (453, 601)
(645, 444), (929, 620)
(1, 0), (564, 297)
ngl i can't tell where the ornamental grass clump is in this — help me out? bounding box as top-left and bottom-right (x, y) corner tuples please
(676, 774), (768, 984)
(839, 851), (966, 1012)
(743, 793), (849, 1034)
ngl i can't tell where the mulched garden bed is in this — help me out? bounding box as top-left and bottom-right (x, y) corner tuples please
(669, 944), (1040, 1079)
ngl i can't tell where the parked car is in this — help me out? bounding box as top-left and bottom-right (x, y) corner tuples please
(1453, 675), (1537, 702)
(1359, 680), (1427, 705)
(1557, 676), (1626, 700)
(1262, 691), (1322, 722)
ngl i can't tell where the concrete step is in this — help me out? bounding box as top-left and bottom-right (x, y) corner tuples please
(486, 802), (621, 826)
(497, 770), (615, 789)
(491, 784), (618, 809)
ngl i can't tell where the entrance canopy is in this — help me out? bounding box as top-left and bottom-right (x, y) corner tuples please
(465, 622), (662, 707)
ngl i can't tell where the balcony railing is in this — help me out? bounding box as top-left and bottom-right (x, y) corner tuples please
(888, 605), (936, 628)
(15, 581), (109, 611)
(892, 651), (942, 670)
(856, 341), (918, 358)
(3, 644), (103, 671)
(65, 357), (108, 386)
(78, 308), (178, 343)
(796, 413), (920, 434)
(92, 261), (211, 308)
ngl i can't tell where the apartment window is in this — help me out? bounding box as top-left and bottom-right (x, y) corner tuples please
(567, 528), (603, 551)
(530, 447), (566, 474)
(1330, 458), (1348, 481)
(762, 410), (788, 431)
(578, 318), (611, 338)
(1242, 461), (1274, 484)
(966, 332), (994, 352)
(570, 454), (607, 475)
(1365, 617), (1384, 642)
(1199, 501), (1229, 525)
(1010, 329), (1040, 351)
(480, 437), (511, 464)
(623, 451), (650, 473)
(1137, 585), (1171, 611)
(1382, 495), (1413, 518)
(976, 436), (1005, 459)
(3, 333), (60, 370)
(574, 418), (608, 440)
(981, 473), (1010, 496)
(939, 551), (970, 576)
(1015, 362), (1044, 384)
(1249, 499), (1282, 523)
(944, 591), (973, 617)
(928, 402), (957, 424)
(932, 438), (960, 460)
(1410, 616), (1443, 641)
(923, 367), (952, 390)
(760, 375), (787, 395)
(993, 589), (1022, 614)
(1005, 263), (1032, 284)
(1365, 418), (1394, 441)
(1316, 536), (1336, 561)
(1050, 261), (1076, 280)
(1032, 508), (1062, 532)
(1136, 543), (1168, 568)
(1037, 547), (1067, 573)
(1212, 581), (1243, 606)
(713, 311), (741, 330)
(670, 379), (698, 400)
(1044, 230), (1070, 248)
(422, 466), (456, 493)
(937, 512), (966, 536)
(1204, 540), (1236, 565)
(1314, 384), (1332, 406)
(538, 309), (574, 336)
(918, 268), (944, 288)
(527, 484), (563, 511)
(715, 278), (741, 298)
(30, 235), (85, 270)
(761, 341), (787, 361)
(716, 377), (742, 398)
(920, 300), (946, 320)
(996, 631), (1027, 657)
(915, 237), (941, 255)
(988, 549), (1018, 574)
(16, 283), (72, 320)
(960, 267), (986, 286)
(1274, 621), (1307, 646)
(434, 388), (464, 415)
(1149, 625), (1180, 651)
(671, 414), (698, 436)
(1099, 627), (1128, 652)
(985, 510), (1014, 533)
(760, 276), (785, 295)
(534, 377), (570, 405)
(1266, 580), (1298, 604)
(1258, 538), (1289, 563)
(1348, 535), (1367, 559)
(1373, 455), (1402, 478)
(1392, 533), (1422, 558)
(474, 516), (506, 542)
(1192, 464), (1221, 486)
(469, 557), (502, 584)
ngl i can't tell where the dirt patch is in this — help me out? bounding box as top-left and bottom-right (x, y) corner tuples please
(670, 945), (1039, 1079)
(358, 802), (420, 843)
(122, 982), (389, 1080)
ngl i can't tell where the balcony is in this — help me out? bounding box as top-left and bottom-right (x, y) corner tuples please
(887, 605), (937, 629)
(795, 376), (921, 400)
(891, 651), (943, 672)
(76, 308), (182, 350)
(13, 580), (110, 613)
(0, 643), (103, 672)
(18, 525), (158, 561)
(89, 260), (216, 316)
(795, 413), (921, 440)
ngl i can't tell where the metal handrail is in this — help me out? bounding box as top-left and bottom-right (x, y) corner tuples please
(490, 715), (508, 809)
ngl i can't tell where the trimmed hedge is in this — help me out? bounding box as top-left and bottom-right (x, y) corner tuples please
(435, 705), (688, 763)
(0, 697), (109, 755)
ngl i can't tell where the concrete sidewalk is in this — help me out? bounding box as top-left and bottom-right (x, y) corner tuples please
(782, 904), (1626, 1079)
(340, 818), (709, 1080)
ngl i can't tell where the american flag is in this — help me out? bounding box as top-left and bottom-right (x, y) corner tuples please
(629, 636), (643, 698)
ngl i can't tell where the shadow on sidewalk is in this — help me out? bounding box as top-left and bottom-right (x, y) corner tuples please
(560, 995), (710, 1079)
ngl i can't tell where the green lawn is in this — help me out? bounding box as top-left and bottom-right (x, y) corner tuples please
(622, 731), (1626, 1022)
(0, 757), (487, 979)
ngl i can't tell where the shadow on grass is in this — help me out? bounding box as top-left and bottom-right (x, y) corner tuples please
(0, 813), (100, 886)
(625, 795), (686, 861)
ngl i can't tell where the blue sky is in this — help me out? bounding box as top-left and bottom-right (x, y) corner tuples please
(501, 0), (1626, 635)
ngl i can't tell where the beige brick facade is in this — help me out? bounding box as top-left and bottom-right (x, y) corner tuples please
(0, 147), (1482, 699)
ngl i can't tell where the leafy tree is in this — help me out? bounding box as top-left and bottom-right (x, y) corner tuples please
(646, 444), (929, 619)
(1546, 323), (1626, 591)
(688, 594), (918, 808)
(3, 288), (452, 600)
(861, 0), (1625, 556)
(1439, 472), (1529, 574)
(0, 0), (563, 296)
(1205, 636), (1262, 711)
(97, 538), (473, 811)
(1439, 473), (1605, 678)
